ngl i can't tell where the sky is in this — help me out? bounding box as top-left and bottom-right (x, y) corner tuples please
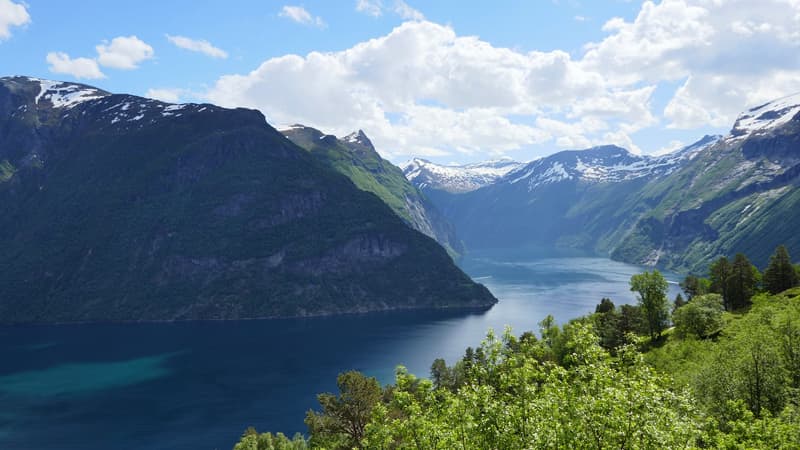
(1, 0), (800, 164)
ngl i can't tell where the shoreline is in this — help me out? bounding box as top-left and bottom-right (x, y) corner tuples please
(0, 302), (496, 328)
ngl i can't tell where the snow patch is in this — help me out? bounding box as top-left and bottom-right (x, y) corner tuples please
(31, 78), (106, 109)
(402, 157), (524, 193)
(730, 92), (800, 140)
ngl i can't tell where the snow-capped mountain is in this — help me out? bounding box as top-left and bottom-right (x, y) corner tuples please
(3, 76), (230, 172)
(402, 157), (524, 193)
(417, 89), (799, 274)
(507, 136), (720, 191)
(728, 92), (800, 142)
(31, 77), (109, 108)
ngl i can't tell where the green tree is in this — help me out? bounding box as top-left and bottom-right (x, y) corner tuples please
(363, 325), (701, 449)
(630, 270), (670, 340)
(430, 358), (453, 390)
(673, 293), (687, 313)
(233, 428), (308, 450)
(618, 304), (646, 336)
(672, 294), (724, 338)
(680, 275), (710, 300)
(764, 245), (798, 294)
(595, 297), (615, 314)
(727, 253), (759, 310)
(305, 370), (382, 449)
(709, 256), (733, 310)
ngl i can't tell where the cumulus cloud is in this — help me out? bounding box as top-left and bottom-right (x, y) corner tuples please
(207, 1), (800, 160)
(279, 5), (326, 28)
(583, 0), (800, 129)
(96, 35), (154, 69)
(0, 0), (28, 40)
(166, 35), (227, 59)
(46, 52), (105, 79)
(47, 35), (154, 80)
(207, 21), (644, 159)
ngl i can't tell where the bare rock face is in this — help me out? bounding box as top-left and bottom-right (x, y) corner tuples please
(0, 76), (496, 323)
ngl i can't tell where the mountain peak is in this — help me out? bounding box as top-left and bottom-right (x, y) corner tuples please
(402, 157), (524, 193)
(1, 76), (110, 110)
(729, 92), (800, 141)
(343, 129), (374, 149)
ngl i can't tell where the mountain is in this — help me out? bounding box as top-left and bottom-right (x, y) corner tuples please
(0, 76), (495, 324)
(613, 93), (800, 271)
(417, 137), (719, 258)
(411, 92), (800, 273)
(402, 157), (524, 193)
(280, 125), (462, 255)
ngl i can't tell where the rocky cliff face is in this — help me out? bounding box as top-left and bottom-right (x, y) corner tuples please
(0, 76), (495, 323)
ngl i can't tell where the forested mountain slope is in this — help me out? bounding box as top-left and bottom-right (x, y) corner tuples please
(281, 125), (462, 255)
(0, 76), (495, 323)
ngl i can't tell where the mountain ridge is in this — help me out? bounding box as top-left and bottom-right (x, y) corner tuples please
(402, 157), (524, 193)
(401, 91), (799, 272)
(280, 124), (463, 255)
(0, 76), (496, 324)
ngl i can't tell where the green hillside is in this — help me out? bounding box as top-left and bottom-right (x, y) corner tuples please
(282, 125), (462, 256)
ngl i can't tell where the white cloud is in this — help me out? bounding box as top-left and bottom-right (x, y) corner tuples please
(279, 5), (326, 28)
(355, 0), (424, 21)
(206, 21), (648, 159)
(393, 0), (424, 20)
(356, 0), (383, 17)
(46, 52), (105, 79)
(0, 0), (29, 41)
(166, 35), (227, 59)
(583, 0), (800, 129)
(207, 1), (800, 161)
(96, 35), (154, 69)
(145, 88), (185, 103)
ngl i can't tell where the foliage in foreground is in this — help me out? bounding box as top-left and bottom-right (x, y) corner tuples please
(646, 288), (800, 447)
(235, 246), (800, 449)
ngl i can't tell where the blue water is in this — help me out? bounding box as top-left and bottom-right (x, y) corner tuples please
(0, 256), (680, 450)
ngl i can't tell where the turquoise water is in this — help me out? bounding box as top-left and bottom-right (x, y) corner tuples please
(0, 256), (680, 450)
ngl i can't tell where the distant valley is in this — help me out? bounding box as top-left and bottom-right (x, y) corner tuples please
(403, 93), (800, 273)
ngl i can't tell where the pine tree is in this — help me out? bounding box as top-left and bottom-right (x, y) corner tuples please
(764, 245), (798, 294)
(726, 253), (759, 310)
(709, 256), (733, 310)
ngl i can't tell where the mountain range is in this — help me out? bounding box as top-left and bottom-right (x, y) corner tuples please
(0, 76), (495, 324)
(402, 157), (523, 193)
(404, 93), (800, 273)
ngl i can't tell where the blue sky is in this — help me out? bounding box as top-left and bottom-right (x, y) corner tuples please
(2, 0), (799, 164)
